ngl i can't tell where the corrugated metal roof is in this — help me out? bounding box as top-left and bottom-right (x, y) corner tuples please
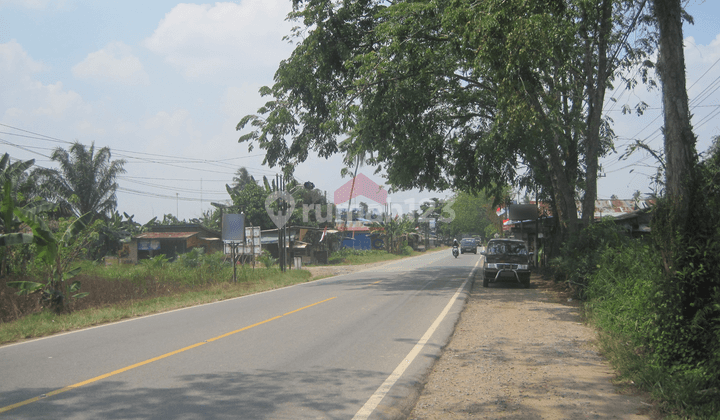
(592, 199), (654, 218)
(522, 199), (655, 219)
(135, 232), (197, 239)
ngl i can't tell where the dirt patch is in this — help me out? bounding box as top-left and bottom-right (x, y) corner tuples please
(304, 261), (395, 279)
(408, 273), (656, 419)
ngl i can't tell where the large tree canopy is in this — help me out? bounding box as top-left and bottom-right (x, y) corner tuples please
(238, 0), (654, 242)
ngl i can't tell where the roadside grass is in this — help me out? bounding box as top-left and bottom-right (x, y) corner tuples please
(583, 241), (720, 420)
(593, 328), (720, 420)
(1, 248), (425, 346)
(0, 267), (311, 346)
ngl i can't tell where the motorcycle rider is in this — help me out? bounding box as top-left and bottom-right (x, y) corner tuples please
(453, 238), (459, 248)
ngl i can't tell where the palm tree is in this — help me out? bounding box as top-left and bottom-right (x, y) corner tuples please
(33, 142), (126, 220)
(230, 167), (255, 193)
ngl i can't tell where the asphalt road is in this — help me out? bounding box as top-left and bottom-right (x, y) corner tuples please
(0, 249), (479, 419)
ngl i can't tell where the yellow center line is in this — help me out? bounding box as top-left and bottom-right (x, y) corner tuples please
(0, 296), (337, 415)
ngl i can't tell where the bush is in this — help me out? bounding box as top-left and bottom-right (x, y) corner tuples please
(585, 238), (720, 418)
(329, 247), (398, 264)
(139, 254), (170, 270)
(549, 218), (630, 298)
(585, 240), (659, 345)
(257, 251), (277, 269)
(175, 248), (205, 268)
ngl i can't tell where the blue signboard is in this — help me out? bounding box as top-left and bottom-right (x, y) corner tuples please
(222, 214), (245, 241)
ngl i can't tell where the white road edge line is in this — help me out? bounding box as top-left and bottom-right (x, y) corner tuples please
(352, 258), (481, 420)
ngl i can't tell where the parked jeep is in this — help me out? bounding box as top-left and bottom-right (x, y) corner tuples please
(480, 238), (531, 288)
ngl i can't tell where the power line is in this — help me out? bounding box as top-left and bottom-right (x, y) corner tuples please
(120, 176), (229, 181)
(120, 177), (228, 195)
(0, 138), (53, 159)
(604, 104), (720, 112)
(0, 123), (73, 144)
(117, 187), (207, 202)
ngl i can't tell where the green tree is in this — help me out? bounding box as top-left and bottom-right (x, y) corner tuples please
(7, 214), (92, 313)
(227, 181), (274, 229)
(33, 142), (126, 221)
(438, 192), (496, 240)
(191, 208), (221, 231)
(645, 0), (720, 393)
(0, 154), (36, 206)
(230, 167), (255, 193)
(378, 214), (416, 254)
(0, 181), (38, 249)
(0, 156), (56, 277)
(651, 0), (697, 264)
(238, 0), (654, 247)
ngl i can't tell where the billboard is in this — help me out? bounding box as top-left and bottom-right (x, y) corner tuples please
(508, 204), (538, 221)
(222, 214), (245, 241)
(224, 226), (261, 255)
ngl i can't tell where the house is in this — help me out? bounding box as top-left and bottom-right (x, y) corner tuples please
(336, 219), (385, 250)
(125, 224), (223, 263)
(501, 199), (655, 267)
(260, 226), (340, 265)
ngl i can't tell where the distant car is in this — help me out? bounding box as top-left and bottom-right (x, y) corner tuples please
(481, 238), (531, 288)
(460, 238), (477, 254)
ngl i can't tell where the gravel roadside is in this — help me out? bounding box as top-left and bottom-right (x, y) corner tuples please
(408, 272), (656, 420)
(307, 258), (656, 419)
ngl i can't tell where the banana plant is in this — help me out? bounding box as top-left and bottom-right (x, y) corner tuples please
(4, 182), (91, 312)
(1, 181), (35, 247)
(371, 215), (416, 254)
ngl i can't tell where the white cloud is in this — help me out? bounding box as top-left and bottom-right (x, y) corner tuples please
(30, 80), (85, 118)
(72, 42), (149, 85)
(76, 120), (107, 137)
(141, 109), (205, 157)
(0, 40), (88, 122)
(0, 39), (45, 74)
(144, 109), (194, 136)
(143, 1), (293, 79)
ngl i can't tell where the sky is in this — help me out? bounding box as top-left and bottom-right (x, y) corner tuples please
(1, 0), (719, 225)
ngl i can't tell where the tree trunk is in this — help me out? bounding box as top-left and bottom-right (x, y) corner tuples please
(526, 89), (579, 242)
(653, 0), (697, 250)
(581, 0), (612, 227)
(547, 131), (579, 240)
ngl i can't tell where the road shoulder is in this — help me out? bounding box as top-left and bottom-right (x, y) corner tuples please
(407, 272), (655, 419)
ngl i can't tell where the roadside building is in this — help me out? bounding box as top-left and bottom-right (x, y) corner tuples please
(124, 224), (222, 264)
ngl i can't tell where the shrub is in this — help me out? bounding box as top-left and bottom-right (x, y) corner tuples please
(585, 240), (659, 345)
(549, 218), (630, 298)
(585, 231), (720, 416)
(140, 254), (170, 270)
(258, 251), (277, 268)
(175, 248), (205, 268)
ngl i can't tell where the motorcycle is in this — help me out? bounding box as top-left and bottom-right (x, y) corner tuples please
(452, 246), (459, 258)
